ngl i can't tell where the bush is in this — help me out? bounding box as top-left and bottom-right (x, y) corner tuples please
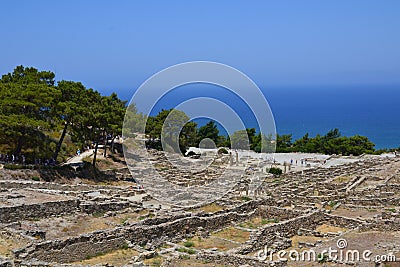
(32, 176), (40, 181)
(183, 241), (194, 247)
(318, 253), (328, 263)
(240, 196), (252, 202)
(4, 164), (26, 170)
(176, 247), (196, 254)
(120, 242), (129, 250)
(217, 147), (229, 154)
(268, 167), (283, 176)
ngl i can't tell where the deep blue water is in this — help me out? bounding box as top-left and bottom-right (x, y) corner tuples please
(124, 84), (400, 149)
(266, 86), (400, 149)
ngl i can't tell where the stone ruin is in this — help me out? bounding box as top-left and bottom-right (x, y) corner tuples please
(0, 152), (399, 266)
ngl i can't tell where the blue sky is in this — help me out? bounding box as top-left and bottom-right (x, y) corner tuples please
(1, 1), (400, 99)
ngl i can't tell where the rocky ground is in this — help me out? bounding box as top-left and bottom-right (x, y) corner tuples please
(0, 150), (399, 267)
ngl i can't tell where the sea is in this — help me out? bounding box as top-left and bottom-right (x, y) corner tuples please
(123, 84), (400, 150)
(265, 85), (400, 150)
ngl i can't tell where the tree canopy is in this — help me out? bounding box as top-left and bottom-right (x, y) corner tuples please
(0, 66), (132, 166)
(0, 66), (388, 167)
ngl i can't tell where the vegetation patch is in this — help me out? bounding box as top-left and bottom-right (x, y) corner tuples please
(197, 203), (224, 213)
(334, 175), (352, 184)
(213, 227), (250, 243)
(179, 236), (239, 252)
(268, 167), (283, 176)
(73, 248), (139, 266)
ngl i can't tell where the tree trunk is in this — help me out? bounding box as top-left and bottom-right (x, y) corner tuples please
(110, 137), (115, 154)
(14, 135), (24, 157)
(92, 140), (99, 167)
(103, 131), (108, 157)
(53, 122), (68, 162)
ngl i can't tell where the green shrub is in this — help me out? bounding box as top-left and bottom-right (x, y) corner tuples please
(152, 258), (162, 267)
(182, 254), (190, 260)
(240, 196), (252, 202)
(4, 164), (26, 170)
(120, 217), (129, 225)
(120, 242), (129, 250)
(183, 241), (194, 247)
(92, 211), (104, 218)
(217, 148), (229, 154)
(176, 247), (196, 254)
(317, 253), (328, 263)
(328, 201), (337, 207)
(268, 167), (283, 176)
(186, 248), (196, 255)
(32, 176), (40, 181)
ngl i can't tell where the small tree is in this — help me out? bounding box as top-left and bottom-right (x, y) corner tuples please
(268, 167), (283, 176)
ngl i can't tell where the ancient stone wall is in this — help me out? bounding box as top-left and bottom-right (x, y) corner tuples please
(196, 252), (286, 267)
(0, 199), (79, 223)
(324, 213), (366, 228)
(14, 229), (128, 263)
(0, 180), (122, 193)
(14, 201), (264, 263)
(235, 211), (326, 254)
(361, 219), (400, 232)
(79, 201), (139, 214)
(0, 198), (141, 223)
(344, 197), (400, 206)
(257, 206), (303, 221)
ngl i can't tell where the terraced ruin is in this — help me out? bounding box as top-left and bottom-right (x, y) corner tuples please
(1, 151), (400, 267)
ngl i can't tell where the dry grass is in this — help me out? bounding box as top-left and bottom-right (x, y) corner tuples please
(197, 203), (224, 213)
(331, 206), (381, 220)
(179, 236), (239, 251)
(84, 150), (127, 171)
(0, 232), (29, 257)
(290, 235), (328, 248)
(212, 227), (250, 243)
(167, 257), (229, 267)
(143, 255), (163, 267)
(333, 175), (352, 184)
(72, 248), (139, 266)
(315, 223), (347, 234)
(28, 210), (148, 240)
(238, 217), (278, 229)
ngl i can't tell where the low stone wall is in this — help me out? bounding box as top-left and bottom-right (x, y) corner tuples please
(14, 229), (128, 264)
(258, 206), (303, 221)
(196, 252), (286, 267)
(0, 198), (140, 223)
(0, 166), (105, 182)
(235, 210), (326, 255)
(235, 210), (366, 255)
(14, 201), (264, 263)
(344, 197), (400, 206)
(0, 199), (79, 223)
(362, 219), (400, 232)
(0, 180), (123, 193)
(0, 258), (13, 267)
(324, 213), (366, 229)
(79, 201), (139, 214)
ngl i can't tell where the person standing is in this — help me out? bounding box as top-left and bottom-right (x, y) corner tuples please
(235, 150), (239, 166)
